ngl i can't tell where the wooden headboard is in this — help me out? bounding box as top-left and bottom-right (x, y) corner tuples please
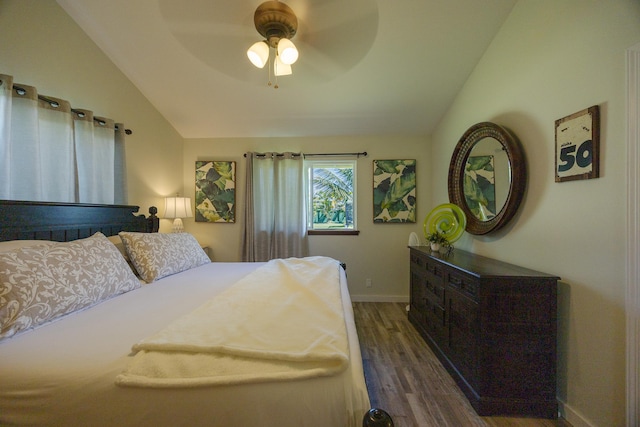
(0, 200), (159, 242)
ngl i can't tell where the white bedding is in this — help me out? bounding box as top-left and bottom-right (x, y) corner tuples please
(117, 257), (349, 388)
(0, 261), (370, 426)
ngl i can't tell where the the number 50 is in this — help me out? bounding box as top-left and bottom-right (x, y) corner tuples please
(558, 140), (593, 172)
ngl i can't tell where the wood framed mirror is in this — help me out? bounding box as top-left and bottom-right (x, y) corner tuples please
(448, 122), (526, 235)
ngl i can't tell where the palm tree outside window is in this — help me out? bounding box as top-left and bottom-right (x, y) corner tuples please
(305, 160), (357, 231)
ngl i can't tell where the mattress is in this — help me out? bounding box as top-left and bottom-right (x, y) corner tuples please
(0, 262), (370, 426)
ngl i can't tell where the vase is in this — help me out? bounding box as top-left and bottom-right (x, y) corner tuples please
(430, 242), (440, 252)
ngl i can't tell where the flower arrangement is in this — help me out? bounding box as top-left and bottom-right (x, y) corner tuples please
(425, 231), (452, 253)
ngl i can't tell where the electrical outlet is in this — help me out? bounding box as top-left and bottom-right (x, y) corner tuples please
(366, 278), (372, 288)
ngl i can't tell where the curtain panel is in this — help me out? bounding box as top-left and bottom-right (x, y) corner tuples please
(242, 152), (309, 261)
(0, 74), (127, 204)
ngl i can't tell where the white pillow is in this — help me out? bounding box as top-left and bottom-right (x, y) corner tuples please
(0, 232), (141, 340)
(118, 232), (210, 283)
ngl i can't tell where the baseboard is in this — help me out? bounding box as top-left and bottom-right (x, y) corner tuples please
(350, 295), (409, 303)
(558, 400), (597, 427)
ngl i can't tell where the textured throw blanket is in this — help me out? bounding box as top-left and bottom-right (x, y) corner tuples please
(115, 256), (349, 388)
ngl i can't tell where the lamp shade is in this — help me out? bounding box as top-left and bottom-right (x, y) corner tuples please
(277, 38), (298, 65)
(247, 41), (269, 68)
(164, 197), (193, 219)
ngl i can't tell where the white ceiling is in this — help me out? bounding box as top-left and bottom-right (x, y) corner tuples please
(56, 0), (517, 139)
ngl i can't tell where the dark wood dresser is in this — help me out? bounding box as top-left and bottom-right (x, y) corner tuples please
(408, 246), (559, 418)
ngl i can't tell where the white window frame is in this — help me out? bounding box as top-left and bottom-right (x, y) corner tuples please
(305, 159), (358, 234)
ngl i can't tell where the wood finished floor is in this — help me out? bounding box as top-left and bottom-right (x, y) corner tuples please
(353, 302), (572, 427)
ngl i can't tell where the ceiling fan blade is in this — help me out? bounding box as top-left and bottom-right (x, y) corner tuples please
(295, 8), (378, 80)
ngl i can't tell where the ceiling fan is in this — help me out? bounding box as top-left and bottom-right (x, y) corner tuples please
(157, 0), (379, 87)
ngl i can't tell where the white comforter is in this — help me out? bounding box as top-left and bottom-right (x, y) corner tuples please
(0, 261), (370, 427)
(116, 257), (349, 387)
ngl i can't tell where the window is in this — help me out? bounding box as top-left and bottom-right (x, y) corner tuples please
(305, 160), (357, 234)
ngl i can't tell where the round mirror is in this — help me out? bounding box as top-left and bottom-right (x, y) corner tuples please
(448, 122), (526, 235)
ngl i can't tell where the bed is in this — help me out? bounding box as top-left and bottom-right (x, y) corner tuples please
(0, 200), (372, 427)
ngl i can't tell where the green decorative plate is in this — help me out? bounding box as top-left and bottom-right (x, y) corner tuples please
(423, 203), (467, 243)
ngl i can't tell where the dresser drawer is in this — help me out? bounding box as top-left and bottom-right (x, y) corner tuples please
(447, 271), (479, 299)
(424, 273), (444, 306)
(411, 251), (444, 278)
(424, 298), (445, 343)
(410, 251), (444, 306)
(410, 251), (427, 268)
(424, 258), (444, 278)
(411, 270), (445, 309)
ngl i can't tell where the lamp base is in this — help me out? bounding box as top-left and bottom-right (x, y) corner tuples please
(172, 218), (185, 233)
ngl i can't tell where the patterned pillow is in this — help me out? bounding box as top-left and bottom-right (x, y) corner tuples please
(107, 234), (140, 278)
(118, 232), (210, 283)
(107, 234), (130, 260)
(0, 232), (141, 340)
(0, 240), (56, 253)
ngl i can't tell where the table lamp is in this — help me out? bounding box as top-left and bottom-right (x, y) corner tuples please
(164, 196), (193, 232)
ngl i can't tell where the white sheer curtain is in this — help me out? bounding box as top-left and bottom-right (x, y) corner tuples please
(0, 73), (127, 204)
(74, 110), (116, 204)
(242, 152), (308, 261)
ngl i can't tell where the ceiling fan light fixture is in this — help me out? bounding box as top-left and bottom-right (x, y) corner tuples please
(248, 0), (299, 88)
(274, 56), (292, 76)
(247, 41), (269, 68)
(277, 38), (298, 65)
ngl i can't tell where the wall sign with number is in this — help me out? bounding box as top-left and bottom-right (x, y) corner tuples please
(555, 105), (600, 182)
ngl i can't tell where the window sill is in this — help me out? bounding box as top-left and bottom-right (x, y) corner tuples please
(307, 230), (360, 236)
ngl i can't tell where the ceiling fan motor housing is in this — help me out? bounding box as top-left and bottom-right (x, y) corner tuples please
(254, 1), (298, 48)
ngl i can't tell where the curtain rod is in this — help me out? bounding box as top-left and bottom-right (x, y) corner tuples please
(306, 152), (367, 157)
(243, 151), (367, 158)
(11, 84), (133, 135)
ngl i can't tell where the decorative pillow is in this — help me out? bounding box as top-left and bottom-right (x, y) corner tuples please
(0, 240), (56, 253)
(107, 234), (129, 259)
(107, 234), (141, 278)
(0, 232), (141, 340)
(118, 232), (210, 283)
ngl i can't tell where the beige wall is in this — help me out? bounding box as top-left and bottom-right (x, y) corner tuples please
(0, 0), (184, 215)
(182, 135), (429, 300)
(430, 1), (640, 425)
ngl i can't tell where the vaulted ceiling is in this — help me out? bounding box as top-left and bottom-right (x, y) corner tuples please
(57, 0), (517, 138)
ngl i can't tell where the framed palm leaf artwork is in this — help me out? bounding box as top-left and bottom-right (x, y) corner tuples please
(373, 159), (416, 223)
(195, 161), (236, 223)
